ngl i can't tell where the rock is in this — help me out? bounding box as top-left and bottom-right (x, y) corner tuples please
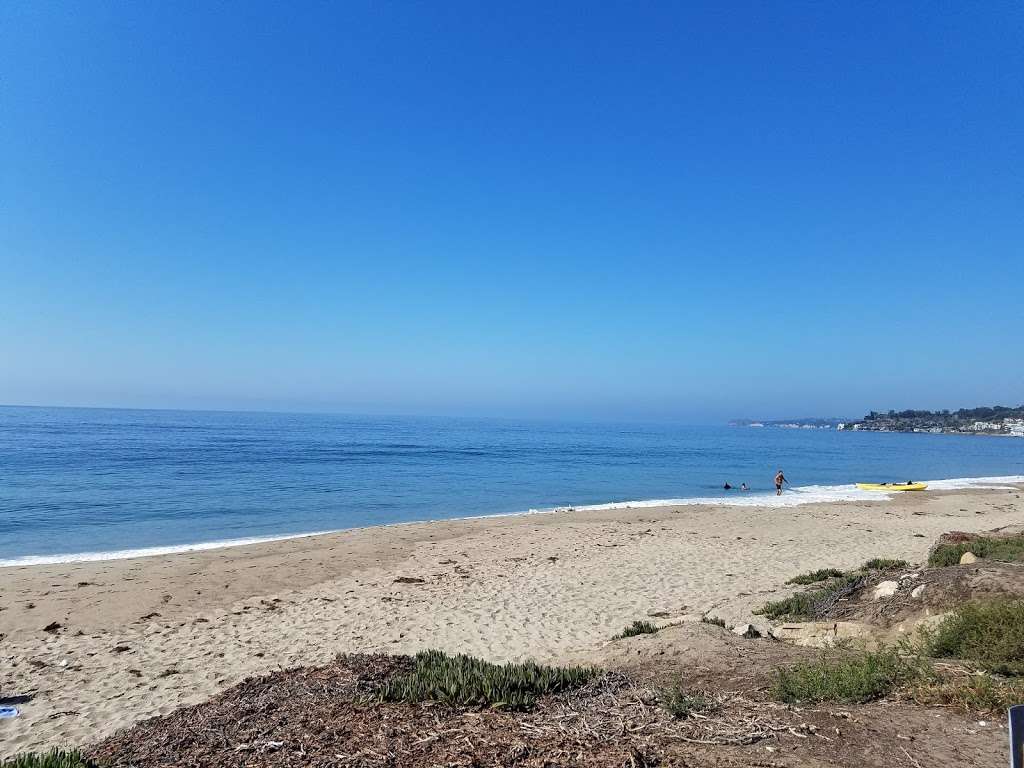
(873, 580), (899, 599)
(42, 622), (62, 634)
(911, 584), (926, 599)
(770, 620), (878, 649)
(731, 623), (761, 639)
(960, 552), (978, 565)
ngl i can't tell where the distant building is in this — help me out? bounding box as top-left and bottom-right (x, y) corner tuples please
(971, 421), (1002, 432)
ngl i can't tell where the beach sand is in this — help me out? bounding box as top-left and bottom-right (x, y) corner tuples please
(2, 484), (1022, 756)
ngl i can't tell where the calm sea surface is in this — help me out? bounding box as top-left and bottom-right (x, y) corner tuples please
(1, 406), (1022, 563)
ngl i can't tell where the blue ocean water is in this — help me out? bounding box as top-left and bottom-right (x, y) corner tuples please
(1, 406), (1022, 564)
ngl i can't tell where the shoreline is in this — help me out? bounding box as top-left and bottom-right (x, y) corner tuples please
(4, 474), (1023, 569)
(2, 482), (1023, 755)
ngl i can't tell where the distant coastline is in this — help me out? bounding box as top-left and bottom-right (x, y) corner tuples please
(728, 417), (847, 430)
(732, 404), (1024, 437)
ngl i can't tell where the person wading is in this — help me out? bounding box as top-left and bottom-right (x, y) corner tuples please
(774, 469), (788, 496)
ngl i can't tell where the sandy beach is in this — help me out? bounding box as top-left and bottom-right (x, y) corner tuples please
(2, 484), (1022, 756)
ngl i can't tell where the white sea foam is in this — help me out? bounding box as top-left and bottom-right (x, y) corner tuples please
(3, 475), (1022, 568)
(552, 475), (1024, 513)
(0, 530), (338, 568)
(920, 475), (1024, 491)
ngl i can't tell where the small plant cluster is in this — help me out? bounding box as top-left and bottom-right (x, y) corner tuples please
(925, 598), (1024, 675)
(755, 573), (863, 620)
(860, 558), (909, 571)
(773, 647), (923, 704)
(763, 558), (911, 620)
(785, 568), (846, 585)
(700, 615), (726, 628)
(613, 620), (660, 639)
(772, 598), (1024, 711)
(784, 558), (909, 587)
(377, 650), (598, 711)
(0, 750), (95, 768)
(660, 682), (720, 719)
(928, 534), (1024, 567)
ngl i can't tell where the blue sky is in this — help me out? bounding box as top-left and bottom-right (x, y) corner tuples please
(2, 2), (1022, 421)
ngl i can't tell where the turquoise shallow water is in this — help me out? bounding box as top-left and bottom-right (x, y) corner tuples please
(1, 406), (1022, 564)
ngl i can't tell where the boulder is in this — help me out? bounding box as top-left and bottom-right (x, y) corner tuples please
(770, 621), (878, 649)
(960, 552), (978, 565)
(731, 623), (761, 639)
(911, 584), (926, 599)
(873, 580), (899, 599)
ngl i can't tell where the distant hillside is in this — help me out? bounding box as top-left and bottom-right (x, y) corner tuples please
(841, 405), (1024, 436)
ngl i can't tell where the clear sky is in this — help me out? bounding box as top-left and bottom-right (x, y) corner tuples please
(2, 2), (1022, 422)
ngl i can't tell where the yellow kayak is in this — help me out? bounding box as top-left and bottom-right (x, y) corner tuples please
(857, 482), (928, 492)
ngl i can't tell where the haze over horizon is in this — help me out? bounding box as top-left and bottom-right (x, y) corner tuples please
(3, 2), (1022, 422)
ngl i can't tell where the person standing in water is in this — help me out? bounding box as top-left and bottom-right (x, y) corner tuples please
(774, 469), (788, 495)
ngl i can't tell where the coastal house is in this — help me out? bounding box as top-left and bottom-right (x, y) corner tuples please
(971, 421), (1002, 432)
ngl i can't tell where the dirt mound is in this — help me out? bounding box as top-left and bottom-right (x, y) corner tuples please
(580, 620), (813, 691)
(83, 645), (1008, 768)
(87, 652), (791, 768)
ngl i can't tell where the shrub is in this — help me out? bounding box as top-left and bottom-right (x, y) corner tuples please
(1, 751), (95, 768)
(755, 573), (863, 620)
(661, 684), (719, 719)
(700, 615), (726, 628)
(928, 535), (1024, 567)
(925, 599), (1024, 675)
(910, 673), (1024, 713)
(377, 650), (598, 710)
(786, 568), (847, 585)
(861, 558), (909, 571)
(613, 620), (659, 639)
(773, 648), (924, 704)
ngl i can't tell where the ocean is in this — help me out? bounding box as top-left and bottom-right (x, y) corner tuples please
(1, 406), (1022, 566)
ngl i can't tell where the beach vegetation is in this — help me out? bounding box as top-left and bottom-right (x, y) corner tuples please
(613, 620), (660, 639)
(377, 650), (598, 710)
(785, 568), (846, 585)
(924, 598), (1024, 675)
(660, 684), (719, 719)
(928, 535), (1024, 567)
(0, 750), (96, 768)
(908, 673), (1024, 713)
(860, 558), (909, 571)
(772, 647), (926, 704)
(755, 573), (864, 620)
(700, 615), (726, 628)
